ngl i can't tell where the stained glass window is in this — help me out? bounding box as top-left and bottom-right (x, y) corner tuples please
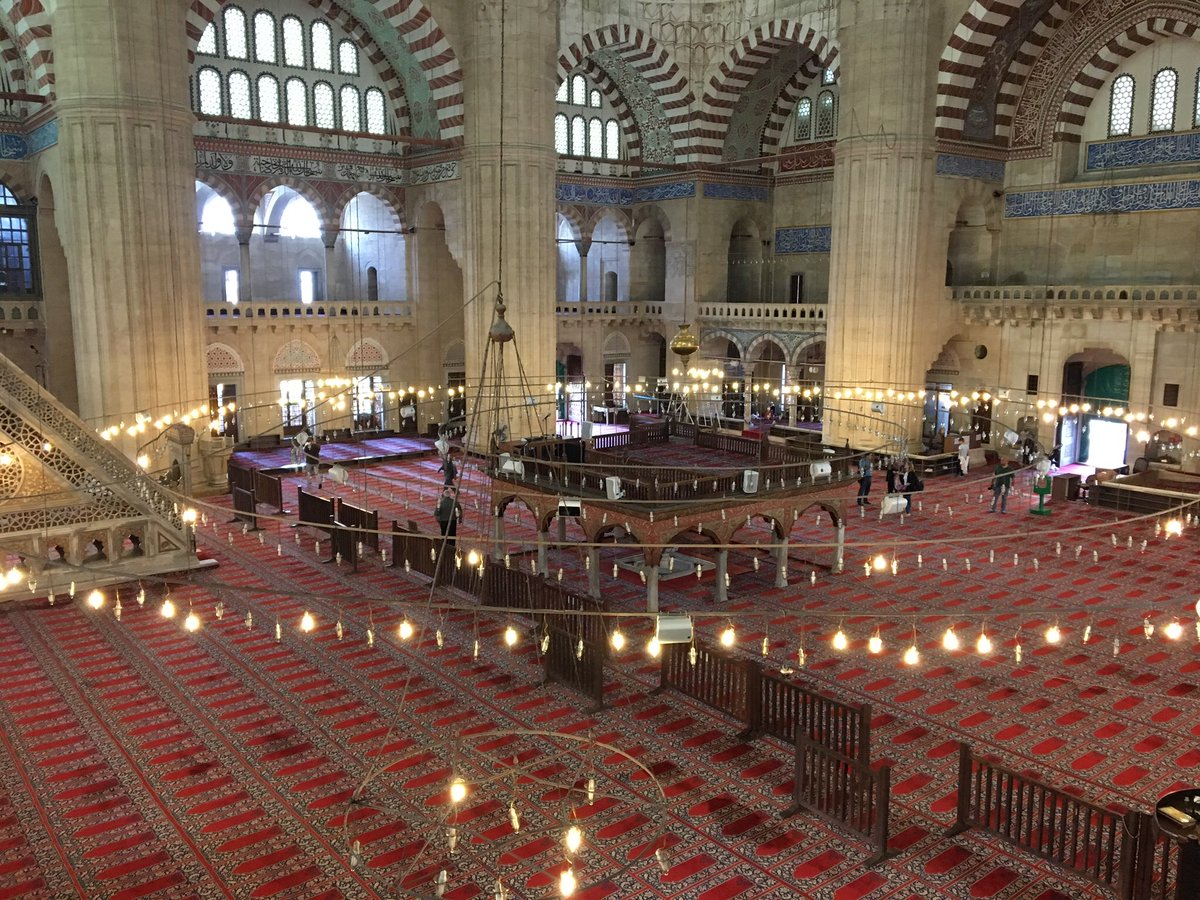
(228, 70), (252, 119)
(794, 97), (812, 141)
(571, 75), (586, 106)
(554, 114), (569, 154)
(571, 115), (585, 155)
(313, 81), (335, 129)
(556, 80), (568, 102)
(258, 74), (281, 123)
(1150, 68), (1177, 133)
(338, 40), (358, 75)
(253, 11), (276, 64)
(223, 7), (248, 59)
(286, 77), (308, 125)
(197, 67), (222, 115)
(365, 89), (386, 134)
(590, 89), (601, 108)
(815, 90), (836, 138)
(340, 85), (361, 132)
(197, 23), (217, 55)
(588, 117), (603, 157)
(0, 185), (34, 295)
(282, 16), (304, 67)
(1108, 74), (1134, 137)
(822, 68), (836, 85)
(605, 119), (619, 159)
(311, 21), (333, 71)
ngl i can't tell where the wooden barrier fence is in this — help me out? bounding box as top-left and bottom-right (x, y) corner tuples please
(656, 642), (870, 762)
(785, 736), (891, 865)
(947, 742), (1140, 897)
(337, 499), (379, 552)
(296, 488), (334, 535)
(253, 469), (286, 514)
(540, 625), (605, 712)
(230, 485), (260, 531)
(227, 461), (255, 494)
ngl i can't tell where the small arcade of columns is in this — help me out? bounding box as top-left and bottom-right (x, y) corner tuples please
(489, 480), (846, 611)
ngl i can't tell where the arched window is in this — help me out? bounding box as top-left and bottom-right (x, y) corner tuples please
(228, 70), (253, 119)
(815, 90), (837, 139)
(556, 80), (568, 103)
(588, 117), (603, 157)
(313, 81), (335, 129)
(1150, 68), (1178, 132)
(794, 97), (812, 141)
(311, 21), (333, 71)
(571, 75), (586, 106)
(1108, 74), (1134, 137)
(570, 115), (585, 156)
(589, 89), (601, 108)
(554, 113), (569, 154)
(282, 16), (305, 67)
(822, 68), (836, 86)
(285, 77), (308, 125)
(365, 88), (386, 134)
(253, 11), (276, 64)
(367, 266), (378, 301)
(338, 40), (358, 75)
(223, 6), (248, 59)
(258, 74), (281, 123)
(1195, 68), (1200, 128)
(199, 193), (236, 235)
(197, 23), (217, 55)
(197, 67), (223, 116)
(340, 85), (361, 132)
(605, 119), (619, 159)
(0, 185), (35, 295)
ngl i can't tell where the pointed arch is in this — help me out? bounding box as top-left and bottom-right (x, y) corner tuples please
(1, 4), (53, 95)
(273, 340), (321, 375)
(206, 343), (245, 376)
(557, 25), (692, 163)
(694, 18), (839, 164)
(247, 179), (338, 238)
(347, 338), (388, 372)
(334, 185), (406, 232)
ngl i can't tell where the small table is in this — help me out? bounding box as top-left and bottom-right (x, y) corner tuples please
(1156, 789), (1200, 898)
(1050, 472), (1081, 502)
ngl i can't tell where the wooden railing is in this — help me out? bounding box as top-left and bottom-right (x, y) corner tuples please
(541, 625), (605, 712)
(336, 499), (379, 552)
(947, 742), (1139, 896)
(758, 670), (871, 764)
(297, 487), (334, 535)
(253, 469), (286, 514)
(231, 485), (259, 531)
(785, 736), (891, 865)
(227, 460), (255, 494)
(656, 642), (871, 762)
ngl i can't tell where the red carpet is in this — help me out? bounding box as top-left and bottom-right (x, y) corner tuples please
(1, 449), (1194, 897)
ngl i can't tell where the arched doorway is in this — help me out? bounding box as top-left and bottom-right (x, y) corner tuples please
(1061, 349), (1131, 468)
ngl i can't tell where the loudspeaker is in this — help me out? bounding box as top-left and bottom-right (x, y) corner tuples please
(498, 453), (525, 477)
(605, 476), (624, 500)
(655, 614), (693, 645)
(809, 461), (832, 481)
(742, 469), (760, 494)
(558, 498), (582, 518)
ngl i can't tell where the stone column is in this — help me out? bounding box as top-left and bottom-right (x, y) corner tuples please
(322, 232), (338, 302)
(576, 241), (590, 306)
(536, 530), (548, 575)
(460, 0), (558, 442)
(823, 0), (946, 448)
(587, 546), (600, 598)
(492, 509), (505, 558)
(715, 549), (729, 603)
(834, 521), (846, 573)
(53, 0), (207, 442)
(775, 537), (789, 587)
(236, 225), (254, 303)
(645, 565), (660, 613)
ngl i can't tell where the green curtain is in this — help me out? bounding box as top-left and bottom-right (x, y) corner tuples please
(1078, 365), (1130, 460)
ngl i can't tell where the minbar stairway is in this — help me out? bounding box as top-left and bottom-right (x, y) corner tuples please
(0, 352), (199, 602)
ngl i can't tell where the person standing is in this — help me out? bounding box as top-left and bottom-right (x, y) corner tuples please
(990, 461), (1014, 513)
(856, 453), (873, 505)
(434, 488), (462, 544)
(303, 436), (322, 487)
(438, 448), (458, 486)
(957, 435), (971, 476)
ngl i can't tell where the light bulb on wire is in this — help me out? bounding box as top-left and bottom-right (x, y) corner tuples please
(832, 628), (848, 651)
(868, 631), (883, 654)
